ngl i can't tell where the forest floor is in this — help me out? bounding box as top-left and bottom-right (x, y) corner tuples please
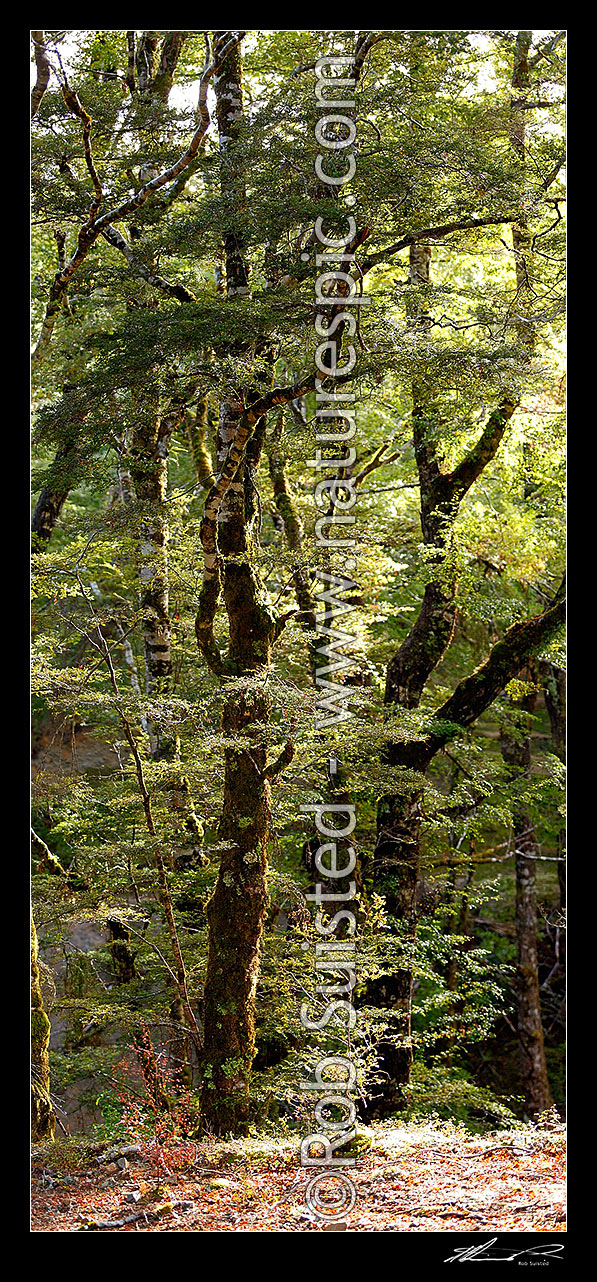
(31, 1120), (566, 1232)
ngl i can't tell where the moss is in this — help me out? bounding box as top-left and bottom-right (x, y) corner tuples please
(31, 912), (55, 1141)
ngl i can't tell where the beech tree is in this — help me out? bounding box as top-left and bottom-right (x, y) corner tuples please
(31, 29), (565, 1141)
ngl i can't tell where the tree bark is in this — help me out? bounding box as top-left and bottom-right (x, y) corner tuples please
(31, 32), (50, 120)
(266, 414), (319, 678)
(31, 910), (55, 1141)
(368, 791), (420, 1104)
(198, 35), (295, 1133)
(374, 216), (517, 1106)
(371, 582), (564, 1106)
(129, 396), (184, 757)
(31, 433), (82, 548)
(501, 686), (553, 1118)
(201, 688), (271, 1132)
(541, 662), (566, 911)
(186, 397), (215, 490)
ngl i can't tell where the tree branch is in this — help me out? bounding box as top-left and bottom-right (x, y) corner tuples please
(441, 395), (519, 503)
(528, 31), (565, 70)
(264, 730), (296, 780)
(422, 580), (566, 761)
(361, 214), (518, 274)
(33, 34), (244, 360)
(31, 32), (50, 120)
(100, 225), (196, 301)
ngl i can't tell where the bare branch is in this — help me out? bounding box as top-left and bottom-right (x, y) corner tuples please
(528, 30), (566, 70)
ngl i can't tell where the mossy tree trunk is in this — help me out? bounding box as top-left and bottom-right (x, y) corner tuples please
(372, 583), (564, 1108)
(201, 687), (271, 1132)
(199, 387), (291, 1133)
(266, 414), (319, 679)
(186, 396), (215, 490)
(501, 686), (553, 1118)
(129, 392), (184, 757)
(372, 230), (517, 1106)
(541, 662), (566, 912)
(198, 423), (293, 1129)
(197, 34), (296, 1133)
(31, 910), (55, 1141)
(31, 420), (84, 549)
(369, 787), (421, 1106)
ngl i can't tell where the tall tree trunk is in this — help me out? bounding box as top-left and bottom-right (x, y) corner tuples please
(266, 412), (318, 677)
(200, 390), (285, 1132)
(501, 686), (553, 1118)
(31, 910), (55, 1141)
(199, 34), (295, 1133)
(129, 396), (183, 758)
(213, 31), (250, 298)
(541, 662), (566, 912)
(368, 788), (421, 1105)
(130, 401), (174, 693)
(186, 396), (215, 490)
(199, 441), (289, 1128)
(370, 33), (529, 1106)
(369, 229), (439, 1104)
(201, 687), (271, 1132)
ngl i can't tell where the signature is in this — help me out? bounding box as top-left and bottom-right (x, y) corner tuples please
(444, 1238), (564, 1263)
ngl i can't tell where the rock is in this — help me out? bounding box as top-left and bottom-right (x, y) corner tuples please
(97, 1143), (141, 1164)
(101, 1177), (117, 1190)
(124, 1191), (141, 1204)
(116, 1156), (129, 1171)
(105, 1162), (119, 1174)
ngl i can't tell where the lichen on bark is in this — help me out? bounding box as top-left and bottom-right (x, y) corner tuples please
(31, 911), (55, 1142)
